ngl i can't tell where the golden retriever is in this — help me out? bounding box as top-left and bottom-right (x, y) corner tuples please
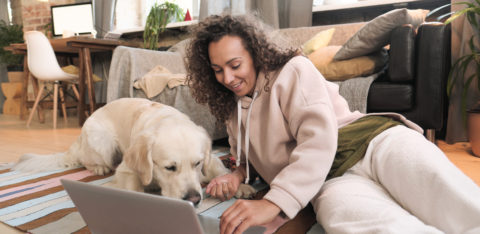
(14, 98), (255, 205)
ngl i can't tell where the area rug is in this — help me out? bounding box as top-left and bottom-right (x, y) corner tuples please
(0, 164), (112, 233)
(0, 148), (318, 234)
(0, 147), (281, 234)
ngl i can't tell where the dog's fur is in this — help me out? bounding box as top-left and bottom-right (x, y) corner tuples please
(14, 98), (255, 205)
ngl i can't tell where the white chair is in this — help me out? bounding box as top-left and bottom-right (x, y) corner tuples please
(24, 31), (80, 129)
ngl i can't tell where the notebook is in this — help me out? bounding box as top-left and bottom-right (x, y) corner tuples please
(61, 179), (266, 234)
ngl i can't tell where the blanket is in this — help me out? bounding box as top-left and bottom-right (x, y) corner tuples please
(133, 65), (187, 98)
(107, 46), (227, 140)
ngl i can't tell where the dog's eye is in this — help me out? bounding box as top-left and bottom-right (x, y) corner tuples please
(194, 161), (201, 167)
(165, 165), (177, 171)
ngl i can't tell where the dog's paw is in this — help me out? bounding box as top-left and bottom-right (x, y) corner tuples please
(86, 165), (112, 175)
(235, 184), (256, 199)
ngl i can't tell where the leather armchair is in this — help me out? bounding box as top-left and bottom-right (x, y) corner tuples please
(367, 23), (451, 142)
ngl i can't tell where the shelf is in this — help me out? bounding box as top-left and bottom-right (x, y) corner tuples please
(104, 20), (198, 39)
(313, 0), (421, 12)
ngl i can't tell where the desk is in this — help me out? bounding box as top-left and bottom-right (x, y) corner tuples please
(7, 37), (137, 126)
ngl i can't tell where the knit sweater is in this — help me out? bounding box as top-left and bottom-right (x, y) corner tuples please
(226, 56), (421, 219)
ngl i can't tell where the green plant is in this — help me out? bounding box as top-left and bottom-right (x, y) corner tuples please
(431, 1), (480, 124)
(0, 20), (24, 70)
(143, 1), (185, 50)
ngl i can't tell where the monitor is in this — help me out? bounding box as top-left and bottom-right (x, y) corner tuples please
(51, 2), (94, 37)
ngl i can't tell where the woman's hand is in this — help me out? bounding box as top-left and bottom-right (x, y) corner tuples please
(220, 199), (281, 234)
(206, 168), (244, 201)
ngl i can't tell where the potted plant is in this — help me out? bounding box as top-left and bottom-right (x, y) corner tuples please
(438, 1), (480, 156)
(0, 20), (24, 76)
(143, 1), (185, 50)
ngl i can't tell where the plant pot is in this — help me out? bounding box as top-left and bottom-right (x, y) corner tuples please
(468, 108), (480, 157)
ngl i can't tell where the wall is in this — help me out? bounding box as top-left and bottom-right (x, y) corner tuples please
(10, 0), (89, 33)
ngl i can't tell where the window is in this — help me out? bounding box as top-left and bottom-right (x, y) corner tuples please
(114, 0), (198, 31)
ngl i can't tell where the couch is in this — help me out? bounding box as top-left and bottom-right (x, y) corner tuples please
(107, 18), (451, 142)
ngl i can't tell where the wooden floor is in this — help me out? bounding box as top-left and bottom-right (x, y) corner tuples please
(1, 112), (480, 187)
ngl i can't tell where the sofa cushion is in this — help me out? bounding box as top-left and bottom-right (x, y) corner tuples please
(301, 28), (335, 55)
(367, 83), (413, 111)
(388, 25), (416, 82)
(308, 45), (388, 81)
(334, 8), (428, 60)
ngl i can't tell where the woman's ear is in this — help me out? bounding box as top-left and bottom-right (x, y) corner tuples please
(123, 134), (153, 186)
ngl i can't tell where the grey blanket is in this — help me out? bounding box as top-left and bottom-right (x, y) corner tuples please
(107, 46), (227, 140)
(107, 46), (377, 140)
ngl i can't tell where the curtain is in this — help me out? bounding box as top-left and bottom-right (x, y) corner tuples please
(93, 0), (117, 38)
(446, 0), (480, 143)
(199, 0), (313, 29)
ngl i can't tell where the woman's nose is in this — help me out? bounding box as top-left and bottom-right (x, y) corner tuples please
(223, 69), (234, 84)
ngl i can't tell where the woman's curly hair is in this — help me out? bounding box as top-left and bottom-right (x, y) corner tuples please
(186, 14), (300, 123)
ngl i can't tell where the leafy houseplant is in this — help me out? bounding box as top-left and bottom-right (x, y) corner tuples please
(143, 1), (185, 50)
(439, 1), (480, 156)
(0, 20), (24, 71)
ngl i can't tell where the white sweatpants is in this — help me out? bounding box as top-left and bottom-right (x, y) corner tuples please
(312, 125), (480, 234)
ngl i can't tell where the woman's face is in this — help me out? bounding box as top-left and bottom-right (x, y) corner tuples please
(208, 35), (257, 97)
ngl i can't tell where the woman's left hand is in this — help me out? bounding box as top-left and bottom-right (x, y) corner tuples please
(220, 199), (281, 234)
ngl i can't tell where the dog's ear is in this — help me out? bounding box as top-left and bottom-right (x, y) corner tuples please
(199, 127), (229, 181)
(201, 136), (212, 176)
(124, 134), (153, 186)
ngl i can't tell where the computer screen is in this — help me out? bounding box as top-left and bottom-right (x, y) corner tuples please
(51, 2), (94, 37)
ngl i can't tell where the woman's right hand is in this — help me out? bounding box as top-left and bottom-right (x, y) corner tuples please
(206, 168), (244, 201)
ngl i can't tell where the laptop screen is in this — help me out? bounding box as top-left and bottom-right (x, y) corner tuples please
(51, 2), (94, 37)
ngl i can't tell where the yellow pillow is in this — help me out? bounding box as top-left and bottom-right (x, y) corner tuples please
(308, 45), (387, 81)
(302, 28), (335, 55)
(62, 65), (102, 82)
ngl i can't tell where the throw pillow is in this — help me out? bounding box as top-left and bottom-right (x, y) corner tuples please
(334, 8), (429, 60)
(308, 45), (388, 81)
(302, 28), (335, 55)
(62, 65), (102, 82)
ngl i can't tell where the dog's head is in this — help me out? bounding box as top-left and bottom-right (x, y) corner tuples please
(123, 121), (213, 206)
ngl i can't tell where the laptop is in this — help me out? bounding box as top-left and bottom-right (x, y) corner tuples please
(61, 179), (266, 234)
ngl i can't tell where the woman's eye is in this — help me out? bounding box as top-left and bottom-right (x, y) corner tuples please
(165, 165), (177, 171)
(212, 67), (222, 73)
(232, 64), (240, 69)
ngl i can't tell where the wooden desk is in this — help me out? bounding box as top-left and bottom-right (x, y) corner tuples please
(7, 36), (137, 126)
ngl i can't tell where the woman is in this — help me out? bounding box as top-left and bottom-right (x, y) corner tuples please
(186, 15), (480, 234)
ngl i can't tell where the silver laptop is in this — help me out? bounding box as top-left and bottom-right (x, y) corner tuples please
(61, 179), (265, 234)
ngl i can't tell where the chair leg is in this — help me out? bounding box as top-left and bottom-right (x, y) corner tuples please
(53, 81), (59, 129)
(71, 84), (80, 100)
(26, 82), (45, 127)
(58, 83), (68, 125)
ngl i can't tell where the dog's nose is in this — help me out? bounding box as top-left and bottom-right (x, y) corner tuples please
(183, 189), (201, 206)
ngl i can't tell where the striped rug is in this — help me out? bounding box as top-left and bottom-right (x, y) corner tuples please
(0, 149), (253, 234)
(0, 163), (112, 234)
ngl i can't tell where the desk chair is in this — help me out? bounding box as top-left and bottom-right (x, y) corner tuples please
(24, 31), (80, 129)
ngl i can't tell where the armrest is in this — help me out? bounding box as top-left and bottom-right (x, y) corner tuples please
(388, 25), (416, 82)
(404, 23), (451, 130)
